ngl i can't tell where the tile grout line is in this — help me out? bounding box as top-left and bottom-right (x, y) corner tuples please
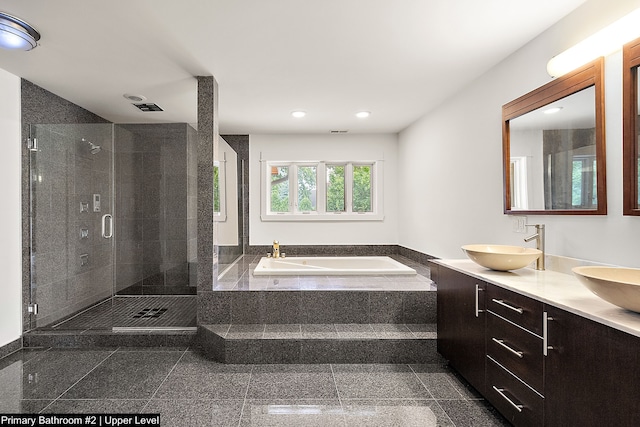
(329, 364), (347, 425)
(38, 347), (120, 414)
(141, 347), (190, 412)
(236, 365), (254, 427)
(408, 364), (458, 426)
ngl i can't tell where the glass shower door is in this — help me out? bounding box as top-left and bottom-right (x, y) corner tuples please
(28, 123), (115, 331)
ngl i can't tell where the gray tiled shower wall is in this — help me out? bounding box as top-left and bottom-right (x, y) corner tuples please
(113, 124), (197, 294)
(22, 79), (111, 331)
(30, 123), (115, 327)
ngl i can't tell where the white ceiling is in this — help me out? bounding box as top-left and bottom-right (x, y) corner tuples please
(0, 0), (586, 134)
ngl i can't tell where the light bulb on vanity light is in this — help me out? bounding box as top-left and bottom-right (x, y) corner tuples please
(547, 7), (640, 77)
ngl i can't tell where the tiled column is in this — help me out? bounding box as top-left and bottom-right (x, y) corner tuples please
(197, 76), (219, 324)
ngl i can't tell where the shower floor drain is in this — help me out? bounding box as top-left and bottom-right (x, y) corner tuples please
(133, 308), (168, 319)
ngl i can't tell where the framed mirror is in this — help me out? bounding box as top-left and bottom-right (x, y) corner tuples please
(623, 37), (640, 216)
(502, 58), (606, 215)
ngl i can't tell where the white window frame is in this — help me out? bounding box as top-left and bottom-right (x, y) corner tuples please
(510, 156), (528, 210)
(261, 159), (384, 221)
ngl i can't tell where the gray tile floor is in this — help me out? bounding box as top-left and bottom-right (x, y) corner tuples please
(0, 347), (509, 426)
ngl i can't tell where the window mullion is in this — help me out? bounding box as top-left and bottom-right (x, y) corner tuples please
(291, 164), (298, 212)
(345, 163), (354, 213)
(317, 162), (326, 214)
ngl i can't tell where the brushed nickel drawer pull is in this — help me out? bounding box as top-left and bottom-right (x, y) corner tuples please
(543, 311), (554, 356)
(492, 386), (524, 412)
(492, 298), (524, 314)
(475, 284), (484, 317)
(492, 338), (524, 358)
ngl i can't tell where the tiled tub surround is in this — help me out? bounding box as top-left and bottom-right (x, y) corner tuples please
(433, 259), (640, 337)
(0, 348), (509, 427)
(198, 254), (440, 364)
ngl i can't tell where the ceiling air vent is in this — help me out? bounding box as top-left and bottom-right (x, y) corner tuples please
(330, 130), (349, 134)
(133, 103), (163, 112)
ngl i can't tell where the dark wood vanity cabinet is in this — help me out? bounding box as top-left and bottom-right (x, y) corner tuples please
(544, 305), (640, 426)
(485, 285), (543, 427)
(433, 264), (487, 395)
(434, 264), (640, 426)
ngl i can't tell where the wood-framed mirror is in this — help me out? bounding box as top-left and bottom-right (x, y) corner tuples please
(502, 57), (606, 215)
(623, 38), (640, 216)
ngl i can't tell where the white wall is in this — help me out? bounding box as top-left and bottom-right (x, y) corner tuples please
(217, 137), (239, 245)
(0, 68), (22, 347)
(398, 0), (640, 267)
(250, 133), (399, 245)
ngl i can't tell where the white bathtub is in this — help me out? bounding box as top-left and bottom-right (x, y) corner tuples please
(253, 256), (416, 276)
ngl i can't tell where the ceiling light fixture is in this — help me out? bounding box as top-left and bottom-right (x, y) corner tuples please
(543, 107), (563, 115)
(123, 93), (147, 102)
(547, 7), (640, 77)
(0, 11), (40, 51)
(355, 111), (371, 118)
(291, 111), (306, 118)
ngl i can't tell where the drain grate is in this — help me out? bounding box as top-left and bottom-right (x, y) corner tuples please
(133, 308), (168, 319)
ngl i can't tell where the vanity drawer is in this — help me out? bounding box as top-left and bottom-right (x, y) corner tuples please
(487, 284), (543, 335)
(486, 356), (543, 427)
(487, 312), (543, 393)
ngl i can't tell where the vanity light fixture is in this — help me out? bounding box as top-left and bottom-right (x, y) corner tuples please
(291, 111), (306, 118)
(547, 7), (640, 77)
(543, 107), (563, 115)
(355, 111), (371, 118)
(0, 11), (40, 51)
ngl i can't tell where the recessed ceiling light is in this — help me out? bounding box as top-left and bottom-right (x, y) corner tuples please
(355, 111), (371, 118)
(0, 12), (40, 51)
(544, 107), (563, 114)
(123, 93), (147, 102)
(291, 111), (306, 118)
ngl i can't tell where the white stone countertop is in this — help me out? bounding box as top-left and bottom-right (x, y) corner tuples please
(431, 259), (640, 339)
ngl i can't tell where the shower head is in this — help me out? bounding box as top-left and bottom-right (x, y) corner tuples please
(81, 138), (102, 154)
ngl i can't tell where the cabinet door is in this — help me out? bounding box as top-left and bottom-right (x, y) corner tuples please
(436, 266), (486, 394)
(544, 305), (640, 426)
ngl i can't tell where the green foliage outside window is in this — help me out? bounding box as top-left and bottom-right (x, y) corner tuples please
(326, 165), (345, 212)
(353, 165), (372, 212)
(297, 166), (317, 211)
(270, 166), (290, 212)
(213, 165), (220, 213)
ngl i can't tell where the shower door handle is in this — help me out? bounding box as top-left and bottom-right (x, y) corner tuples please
(102, 214), (113, 239)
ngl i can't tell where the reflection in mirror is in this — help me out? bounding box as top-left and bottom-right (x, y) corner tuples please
(509, 87), (596, 210)
(503, 58), (606, 215)
(623, 38), (640, 215)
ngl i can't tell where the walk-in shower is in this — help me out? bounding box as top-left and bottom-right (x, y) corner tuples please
(28, 123), (198, 333)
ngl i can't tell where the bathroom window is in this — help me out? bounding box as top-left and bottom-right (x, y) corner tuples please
(213, 160), (226, 221)
(297, 165), (317, 212)
(326, 164), (345, 212)
(270, 166), (290, 212)
(352, 164), (372, 212)
(261, 160), (383, 221)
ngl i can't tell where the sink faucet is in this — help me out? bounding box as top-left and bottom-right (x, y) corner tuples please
(272, 240), (280, 258)
(524, 224), (545, 270)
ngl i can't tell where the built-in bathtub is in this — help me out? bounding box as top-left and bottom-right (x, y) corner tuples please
(253, 256), (416, 276)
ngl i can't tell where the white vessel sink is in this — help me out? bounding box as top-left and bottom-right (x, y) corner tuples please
(572, 266), (640, 313)
(461, 244), (542, 271)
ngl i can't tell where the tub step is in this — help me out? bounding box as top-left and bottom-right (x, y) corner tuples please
(198, 323), (442, 364)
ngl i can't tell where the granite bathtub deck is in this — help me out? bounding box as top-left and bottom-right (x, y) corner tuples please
(199, 255), (439, 364)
